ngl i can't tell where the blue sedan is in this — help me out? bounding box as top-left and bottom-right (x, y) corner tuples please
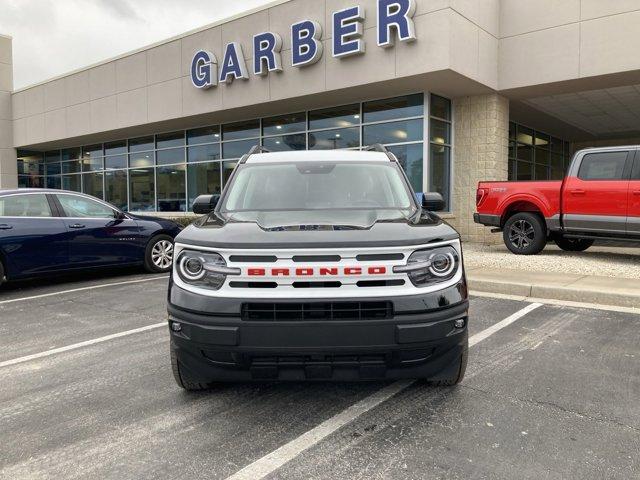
(0, 189), (183, 284)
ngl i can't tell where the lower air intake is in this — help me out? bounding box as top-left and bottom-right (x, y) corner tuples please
(242, 301), (393, 321)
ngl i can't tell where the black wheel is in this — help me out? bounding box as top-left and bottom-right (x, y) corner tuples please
(430, 341), (468, 386)
(553, 236), (594, 252)
(144, 234), (174, 273)
(503, 212), (547, 255)
(0, 259), (4, 286)
(171, 343), (210, 391)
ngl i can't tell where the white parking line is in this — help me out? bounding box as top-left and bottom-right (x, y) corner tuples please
(0, 275), (168, 306)
(225, 302), (543, 480)
(0, 322), (166, 369)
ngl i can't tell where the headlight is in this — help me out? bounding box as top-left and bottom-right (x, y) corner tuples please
(176, 250), (240, 290)
(393, 246), (460, 287)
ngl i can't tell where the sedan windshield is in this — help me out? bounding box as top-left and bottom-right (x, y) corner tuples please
(222, 162), (414, 212)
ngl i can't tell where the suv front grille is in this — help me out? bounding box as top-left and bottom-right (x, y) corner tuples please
(242, 301), (393, 321)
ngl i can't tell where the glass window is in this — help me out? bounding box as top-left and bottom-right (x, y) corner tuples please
(46, 162), (61, 176)
(62, 175), (82, 192)
(62, 148), (80, 161)
(188, 144), (221, 162)
(263, 134), (306, 152)
(549, 136), (563, 153)
(517, 161), (533, 181)
(57, 194), (115, 218)
(223, 162), (413, 211)
(430, 120), (450, 145)
(45, 151), (61, 163)
(364, 119), (423, 145)
(188, 162), (222, 208)
(363, 94), (423, 123)
(223, 161), (238, 185)
(46, 176), (61, 189)
(429, 145), (450, 208)
(263, 112), (306, 136)
(535, 163), (549, 181)
(430, 95), (451, 121)
(516, 126), (534, 146)
(187, 126), (220, 145)
(18, 176), (28, 188)
(104, 141), (127, 156)
(534, 132), (550, 147)
(82, 172), (104, 199)
(223, 139), (257, 159)
(309, 104), (360, 130)
(129, 136), (154, 153)
(157, 165), (186, 212)
(517, 144), (533, 163)
(129, 151), (154, 168)
(82, 144), (103, 159)
(82, 156), (103, 172)
(0, 194), (52, 217)
(105, 170), (128, 211)
(308, 127), (360, 150)
(62, 161), (81, 174)
(536, 149), (550, 166)
(156, 147), (185, 166)
(130, 168), (155, 211)
(156, 131), (185, 149)
(223, 120), (260, 141)
(509, 122), (516, 141)
(17, 152), (44, 175)
(105, 154), (127, 170)
(388, 144), (423, 193)
(578, 152), (628, 180)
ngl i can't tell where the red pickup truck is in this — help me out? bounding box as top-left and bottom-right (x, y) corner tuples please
(474, 146), (640, 254)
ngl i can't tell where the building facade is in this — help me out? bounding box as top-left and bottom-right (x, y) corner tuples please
(4, 0), (640, 242)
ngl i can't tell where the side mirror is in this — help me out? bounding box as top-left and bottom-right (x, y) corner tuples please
(192, 194), (220, 215)
(420, 192), (446, 212)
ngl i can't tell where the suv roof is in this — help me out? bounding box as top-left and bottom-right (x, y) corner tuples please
(244, 150), (392, 164)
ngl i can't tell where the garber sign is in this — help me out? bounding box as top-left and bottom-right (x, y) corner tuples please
(191, 0), (417, 89)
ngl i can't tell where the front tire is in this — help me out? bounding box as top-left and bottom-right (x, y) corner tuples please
(144, 234), (174, 273)
(430, 341), (468, 386)
(553, 236), (594, 252)
(503, 212), (547, 255)
(0, 259), (5, 286)
(171, 344), (210, 391)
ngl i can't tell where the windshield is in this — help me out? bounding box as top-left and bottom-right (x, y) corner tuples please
(221, 162), (414, 212)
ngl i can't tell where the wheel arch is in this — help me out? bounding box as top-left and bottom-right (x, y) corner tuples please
(499, 196), (550, 228)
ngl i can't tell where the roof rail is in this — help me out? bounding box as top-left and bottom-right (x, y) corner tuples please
(239, 145), (271, 164)
(365, 143), (398, 162)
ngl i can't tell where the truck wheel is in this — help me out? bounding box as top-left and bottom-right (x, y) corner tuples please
(171, 344), (210, 391)
(144, 234), (174, 273)
(553, 236), (594, 252)
(430, 341), (468, 386)
(503, 212), (547, 255)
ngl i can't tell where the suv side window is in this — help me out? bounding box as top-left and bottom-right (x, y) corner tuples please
(578, 152), (629, 180)
(57, 194), (115, 219)
(0, 194), (52, 217)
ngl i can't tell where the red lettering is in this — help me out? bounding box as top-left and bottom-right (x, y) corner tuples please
(319, 267), (339, 276)
(296, 268), (314, 276)
(368, 266), (386, 275)
(247, 268), (265, 276)
(344, 267), (362, 275)
(272, 268), (290, 276)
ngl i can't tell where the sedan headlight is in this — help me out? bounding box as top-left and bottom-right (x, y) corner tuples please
(393, 246), (460, 287)
(176, 250), (240, 290)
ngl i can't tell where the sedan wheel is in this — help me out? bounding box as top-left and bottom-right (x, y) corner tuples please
(145, 234), (175, 273)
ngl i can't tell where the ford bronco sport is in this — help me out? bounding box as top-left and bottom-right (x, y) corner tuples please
(167, 145), (469, 390)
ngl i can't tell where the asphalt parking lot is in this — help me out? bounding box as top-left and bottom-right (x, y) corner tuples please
(1, 273), (639, 480)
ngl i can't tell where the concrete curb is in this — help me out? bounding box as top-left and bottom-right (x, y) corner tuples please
(466, 269), (640, 309)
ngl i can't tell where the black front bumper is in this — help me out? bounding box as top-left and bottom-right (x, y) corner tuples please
(168, 280), (469, 382)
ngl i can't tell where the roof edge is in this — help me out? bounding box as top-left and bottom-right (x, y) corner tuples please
(13, 0), (290, 94)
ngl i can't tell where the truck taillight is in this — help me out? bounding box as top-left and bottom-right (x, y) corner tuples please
(476, 188), (487, 207)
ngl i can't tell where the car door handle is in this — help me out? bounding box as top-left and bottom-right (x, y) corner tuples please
(0, 224), (13, 230)
(69, 223), (86, 229)
(570, 189), (586, 195)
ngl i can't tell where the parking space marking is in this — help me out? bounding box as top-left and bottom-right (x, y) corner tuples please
(225, 302), (544, 480)
(0, 276), (168, 306)
(0, 322), (165, 369)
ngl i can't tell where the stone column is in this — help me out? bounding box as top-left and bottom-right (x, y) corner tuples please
(449, 93), (509, 244)
(0, 34), (17, 189)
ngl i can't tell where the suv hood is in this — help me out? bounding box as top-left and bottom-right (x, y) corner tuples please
(177, 208), (459, 249)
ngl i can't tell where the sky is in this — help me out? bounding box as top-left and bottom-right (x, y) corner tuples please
(0, 0), (274, 89)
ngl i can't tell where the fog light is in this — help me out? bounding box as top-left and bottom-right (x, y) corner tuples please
(170, 322), (182, 332)
(454, 318), (466, 329)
